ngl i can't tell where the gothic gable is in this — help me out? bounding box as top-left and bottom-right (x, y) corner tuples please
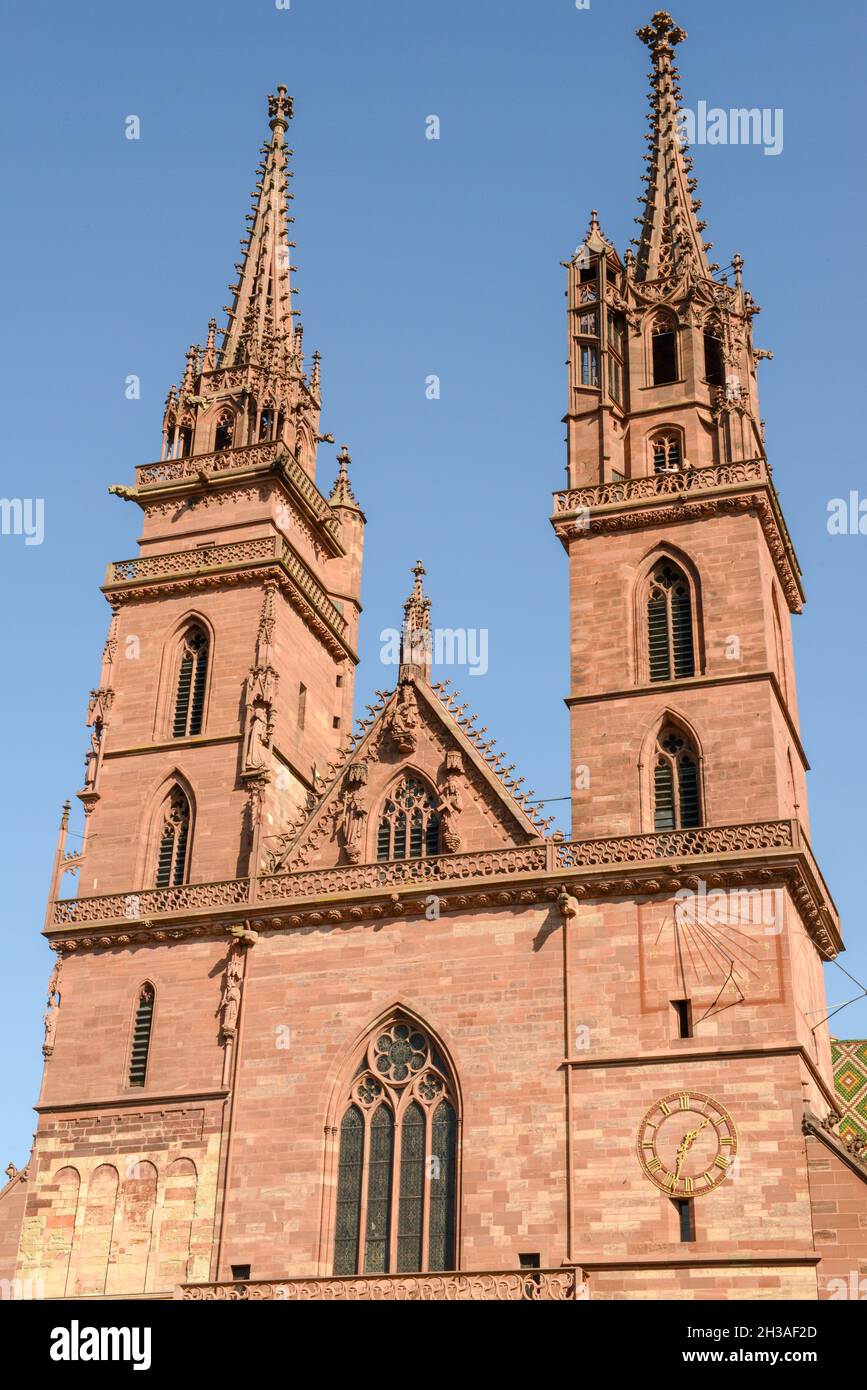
(264, 673), (547, 872)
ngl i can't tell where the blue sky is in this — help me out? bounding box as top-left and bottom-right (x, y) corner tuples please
(1, 0), (865, 1161)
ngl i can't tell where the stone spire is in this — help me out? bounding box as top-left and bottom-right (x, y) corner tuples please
(159, 87), (328, 480)
(329, 445), (360, 510)
(220, 85), (298, 371)
(633, 11), (712, 283)
(400, 560), (432, 681)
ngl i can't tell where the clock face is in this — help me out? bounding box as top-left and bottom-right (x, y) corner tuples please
(637, 1091), (738, 1197)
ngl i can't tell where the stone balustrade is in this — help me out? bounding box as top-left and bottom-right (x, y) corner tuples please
(176, 1267), (584, 1300)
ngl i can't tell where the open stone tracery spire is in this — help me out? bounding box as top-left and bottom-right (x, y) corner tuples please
(221, 85), (297, 371)
(633, 10), (711, 283)
(159, 86), (328, 483)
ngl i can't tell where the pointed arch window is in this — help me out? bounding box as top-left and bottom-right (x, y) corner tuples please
(214, 412), (234, 451)
(377, 777), (441, 861)
(172, 626), (209, 737)
(333, 1020), (458, 1276)
(651, 312), (678, 385)
(647, 561), (695, 681)
(155, 787), (191, 887)
(651, 432), (682, 474)
(703, 317), (724, 386)
(128, 984), (155, 1087)
(259, 406), (275, 441)
(654, 728), (701, 830)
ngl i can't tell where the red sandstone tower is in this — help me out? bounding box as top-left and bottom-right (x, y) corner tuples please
(2, 15), (864, 1302)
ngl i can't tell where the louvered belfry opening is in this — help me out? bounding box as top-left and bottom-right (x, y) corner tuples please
(652, 433), (681, 474)
(376, 777), (441, 861)
(654, 729), (701, 831)
(651, 312), (678, 384)
(333, 1021), (458, 1277)
(173, 626), (209, 737)
(128, 984), (155, 1087)
(155, 787), (191, 887)
(647, 561), (695, 681)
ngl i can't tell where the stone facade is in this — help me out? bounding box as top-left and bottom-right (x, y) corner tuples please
(4, 11), (865, 1301)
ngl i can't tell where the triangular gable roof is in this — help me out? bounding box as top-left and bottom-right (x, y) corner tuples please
(265, 671), (552, 872)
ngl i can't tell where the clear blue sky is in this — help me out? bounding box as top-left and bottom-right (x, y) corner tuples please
(1, 0), (865, 1162)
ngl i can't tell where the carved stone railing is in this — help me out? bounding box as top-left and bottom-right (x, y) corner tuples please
(177, 1268), (583, 1301)
(135, 443), (341, 545)
(53, 878), (252, 926)
(257, 845), (549, 901)
(104, 535), (347, 639)
(52, 821), (833, 930)
(553, 458), (768, 514)
(136, 440), (283, 488)
(553, 819), (795, 869)
(106, 535), (274, 583)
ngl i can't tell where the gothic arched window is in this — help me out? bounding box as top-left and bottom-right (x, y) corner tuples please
(654, 728), (701, 831)
(155, 787), (191, 887)
(651, 431), (682, 474)
(259, 405), (275, 441)
(333, 1019), (458, 1276)
(214, 412), (234, 451)
(651, 312), (678, 385)
(172, 626), (209, 737)
(376, 777), (441, 861)
(703, 316), (724, 386)
(128, 983), (155, 1087)
(647, 561), (695, 681)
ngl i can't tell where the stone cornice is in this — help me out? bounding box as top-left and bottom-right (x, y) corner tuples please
(103, 540), (356, 663)
(48, 819), (841, 960)
(576, 1251), (820, 1271)
(551, 459), (805, 613)
(103, 733), (242, 760)
(566, 1045), (841, 1117)
(566, 669), (810, 773)
(132, 441), (345, 557)
(36, 1089), (230, 1115)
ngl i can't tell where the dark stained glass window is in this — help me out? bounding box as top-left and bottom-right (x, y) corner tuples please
(396, 1102), (425, 1272)
(428, 1101), (457, 1271)
(332, 1020), (459, 1277)
(363, 1107), (394, 1273)
(333, 1106), (363, 1275)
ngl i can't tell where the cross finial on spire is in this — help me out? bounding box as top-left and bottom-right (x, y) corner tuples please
(636, 11), (687, 53)
(268, 85), (294, 130)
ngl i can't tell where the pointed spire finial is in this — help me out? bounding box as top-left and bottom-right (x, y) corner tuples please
(401, 561), (432, 681)
(268, 85), (294, 130)
(633, 11), (709, 283)
(217, 88), (298, 374)
(329, 445), (360, 509)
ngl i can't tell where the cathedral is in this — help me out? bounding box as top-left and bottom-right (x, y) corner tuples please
(1, 11), (865, 1302)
